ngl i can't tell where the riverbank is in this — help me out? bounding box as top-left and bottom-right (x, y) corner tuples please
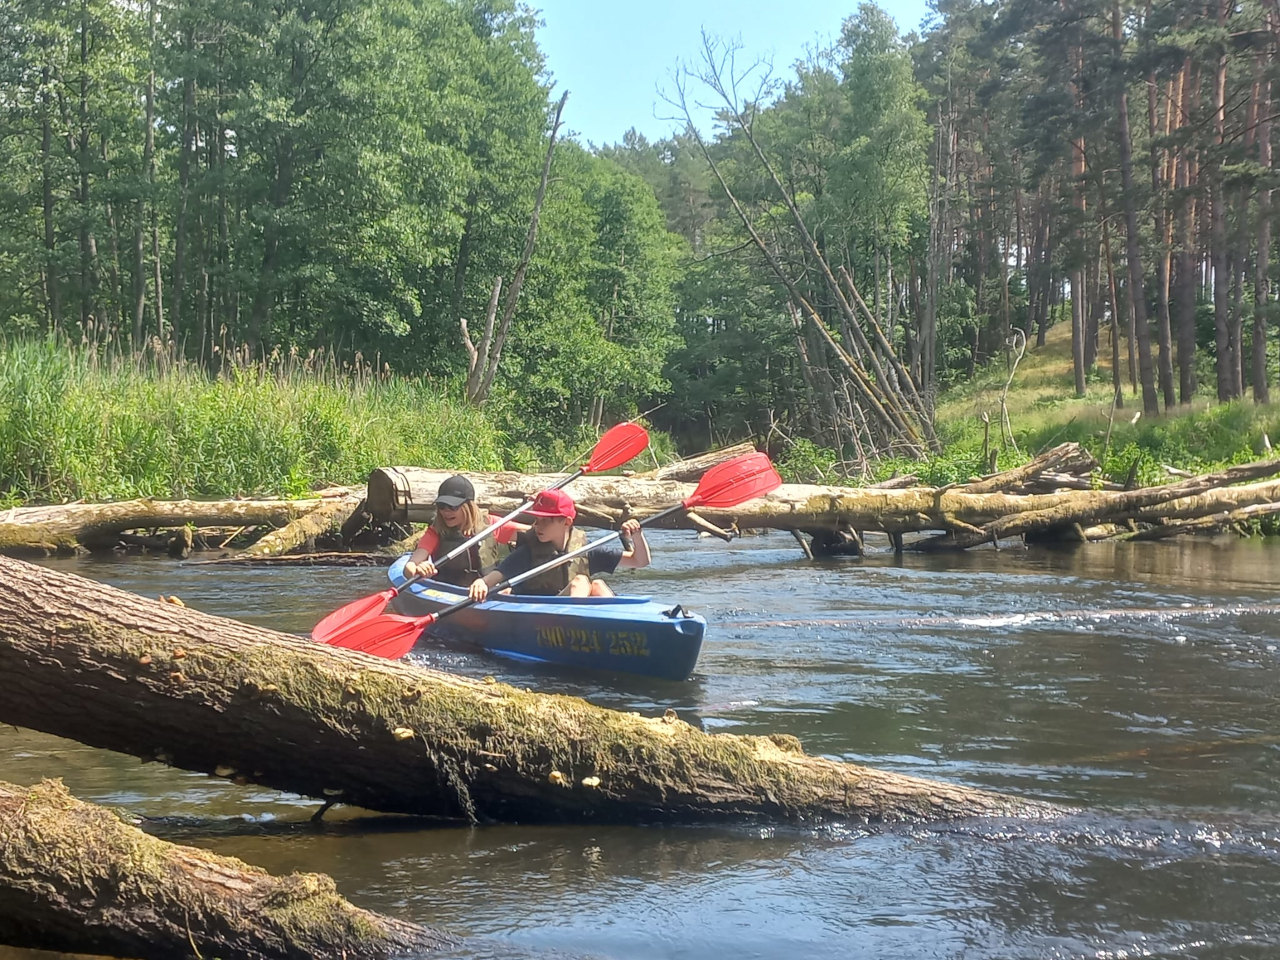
(5, 331), (1279, 514)
(0, 339), (517, 507)
(935, 323), (1280, 484)
(780, 323), (1280, 503)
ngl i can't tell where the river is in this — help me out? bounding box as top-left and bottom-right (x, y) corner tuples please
(3, 532), (1279, 959)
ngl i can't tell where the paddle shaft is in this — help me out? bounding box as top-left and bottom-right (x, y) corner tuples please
(420, 502), (685, 625)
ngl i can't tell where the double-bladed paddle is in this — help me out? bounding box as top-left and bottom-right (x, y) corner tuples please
(322, 450), (783, 659)
(310, 421), (649, 643)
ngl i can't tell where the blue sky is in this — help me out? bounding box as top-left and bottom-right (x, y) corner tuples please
(532, 0), (933, 148)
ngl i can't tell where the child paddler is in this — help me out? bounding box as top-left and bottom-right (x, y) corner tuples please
(403, 475), (525, 587)
(466, 488), (649, 600)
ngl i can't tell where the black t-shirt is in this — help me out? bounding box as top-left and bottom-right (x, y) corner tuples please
(496, 540), (624, 582)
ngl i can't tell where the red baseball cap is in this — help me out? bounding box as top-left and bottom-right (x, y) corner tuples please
(523, 488), (576, 519)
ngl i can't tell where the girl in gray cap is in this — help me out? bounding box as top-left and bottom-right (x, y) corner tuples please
(403, 475), (526, 587)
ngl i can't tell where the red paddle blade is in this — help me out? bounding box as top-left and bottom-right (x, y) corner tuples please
(311, 587), (398, 643)
(323, 612), (438, 659)
(685, 451), (782, 510)
(584, 422), (649, 473)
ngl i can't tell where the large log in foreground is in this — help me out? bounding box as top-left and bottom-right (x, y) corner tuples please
(366, 451), (1280, 548)
(0, 557), (1051, 826)
(0, 779), (454, 960)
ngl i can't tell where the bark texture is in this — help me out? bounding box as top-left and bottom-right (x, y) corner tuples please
(0, 778), (455, 960)
(0, 556), (1050, 826)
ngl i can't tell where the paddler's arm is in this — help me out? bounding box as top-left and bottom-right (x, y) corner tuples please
(616, 518), (649, 569)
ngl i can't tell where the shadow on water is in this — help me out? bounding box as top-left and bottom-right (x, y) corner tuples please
(7, 532), (1280, 958)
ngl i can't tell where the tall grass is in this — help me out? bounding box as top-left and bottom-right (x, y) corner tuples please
(0, 339), (512, 505)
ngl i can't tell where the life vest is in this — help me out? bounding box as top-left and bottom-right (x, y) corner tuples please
(430, 525), (504, 587)
(517, 528), (591, 595)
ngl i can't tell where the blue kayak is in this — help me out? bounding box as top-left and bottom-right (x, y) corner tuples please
(385, 554), (707, 680)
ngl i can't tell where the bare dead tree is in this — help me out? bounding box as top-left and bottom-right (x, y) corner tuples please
(461, 91), (568, 404)
(665, 35), (937, 461)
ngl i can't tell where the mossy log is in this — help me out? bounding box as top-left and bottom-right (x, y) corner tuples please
(0, 778), (455, 960)
(1118, 501), (1280, 540)
(0, 556), (1051, 826)
(366, 457), (1280, 547)
(239, 498), (361, 558)
(0, 498), (325, 557)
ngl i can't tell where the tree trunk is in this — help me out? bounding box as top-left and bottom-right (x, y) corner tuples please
(1066, 6), (1088, 398)
(1175, 59), (1199, 404)
(170, 48), (195, 344)
(0, 780), (453, 960)
(0, 557), (1045, 826)
(1113, 0), (1160, 415)
(1210, 0), (1237, 400)
(1253, 47), (1272, 403)
(1148, 52), (1177, 409)
(40, 67), (61, 330)
(145, 0), (163, 342)
(471, 92), (568, 404)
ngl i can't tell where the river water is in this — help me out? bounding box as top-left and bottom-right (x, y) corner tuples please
(4, 532), (1280, 959)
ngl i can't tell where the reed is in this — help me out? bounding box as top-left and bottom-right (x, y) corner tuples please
(0, 339), (509, 505)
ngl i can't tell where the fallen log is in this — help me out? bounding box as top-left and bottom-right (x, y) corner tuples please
(0, 498), (324, 557)
(1116, 501), (1280, 540)
(0, 556), (1051, 826)
(239, 498), (361, 558)
(1128, 477), (1280, 523)
(917, 459), (1280, 550)
(958, 442), (1099, 494)
(0, 778), (456, 960)
(191, 551), (394, 567)
(365, 457), (1280, 547)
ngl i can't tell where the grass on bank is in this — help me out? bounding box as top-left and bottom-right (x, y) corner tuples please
(779, 322), (1280, 488)
(933, 323), (1280, 486)
(0, 339), (530, 507)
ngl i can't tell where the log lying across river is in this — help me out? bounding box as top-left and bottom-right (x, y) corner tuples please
(367, 446), (1280, 550)
(0, 556), (1051, 826)
(6, 443), (1274, 560)
(0, 779), (455, 959)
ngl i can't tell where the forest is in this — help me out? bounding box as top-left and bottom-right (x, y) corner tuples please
(0, 0), (1275, 466)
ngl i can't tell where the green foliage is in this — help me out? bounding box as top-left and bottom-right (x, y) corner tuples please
(0, 339), (509, 503)
(775, 438), (842, 484)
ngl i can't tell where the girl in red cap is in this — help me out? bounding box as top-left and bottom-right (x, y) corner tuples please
(403, 475), (526, 587)
(467, 488), (648, 600)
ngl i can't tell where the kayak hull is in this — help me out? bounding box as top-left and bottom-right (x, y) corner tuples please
(386, 555), (706, 680)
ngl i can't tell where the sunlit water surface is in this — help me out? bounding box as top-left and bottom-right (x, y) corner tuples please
(4, 532), (1280, 959)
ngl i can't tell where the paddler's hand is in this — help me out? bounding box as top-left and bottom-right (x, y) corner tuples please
(404, 559), (437, 580)
(619, 518), (641, 552)
(468, 578), (489, 602)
